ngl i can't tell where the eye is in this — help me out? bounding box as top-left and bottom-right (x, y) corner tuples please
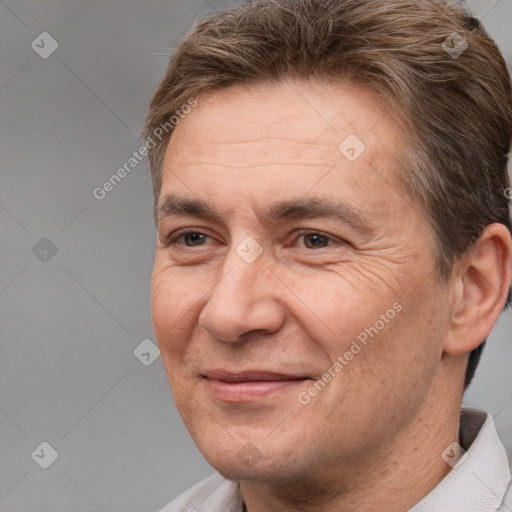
(167, 230), (212, 247)
(294, 230), (340, 249)
(182, 232), (208, 246)
(300, 233), (331, 249)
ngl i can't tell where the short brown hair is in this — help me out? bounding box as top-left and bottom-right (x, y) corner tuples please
(143, 0), (512, 389)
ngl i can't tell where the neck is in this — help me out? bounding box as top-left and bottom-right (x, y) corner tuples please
(240, 392), (462, 512)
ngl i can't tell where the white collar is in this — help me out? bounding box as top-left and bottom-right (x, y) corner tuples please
(410, 407), (510, 511)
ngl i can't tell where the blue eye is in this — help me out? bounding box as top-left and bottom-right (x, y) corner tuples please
(166, 231), (211, 247)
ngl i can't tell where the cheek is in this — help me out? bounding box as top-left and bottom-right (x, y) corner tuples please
(151, 261), (203, 354)
(290, 266), (439, 406)
(284, 267), (401, 355)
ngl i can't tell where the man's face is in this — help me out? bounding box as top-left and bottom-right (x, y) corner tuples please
(151, 81), (452, 484)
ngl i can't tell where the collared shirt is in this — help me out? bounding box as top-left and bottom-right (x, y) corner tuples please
(157, 407), (512, 511)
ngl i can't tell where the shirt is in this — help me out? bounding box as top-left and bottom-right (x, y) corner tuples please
(157, 407), (512, 511)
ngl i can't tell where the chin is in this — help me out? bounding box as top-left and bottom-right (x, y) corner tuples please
(194, 428), (310, 483)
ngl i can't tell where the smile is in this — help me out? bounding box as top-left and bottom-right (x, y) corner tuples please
(202, 370), (309, 402)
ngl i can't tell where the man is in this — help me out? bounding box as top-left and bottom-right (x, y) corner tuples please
(144, 0), (512, 510)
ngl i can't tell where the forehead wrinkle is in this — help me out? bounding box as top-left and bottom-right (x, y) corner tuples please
(172, 137), (339, 169)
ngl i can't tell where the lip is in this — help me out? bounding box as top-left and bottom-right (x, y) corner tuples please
(203, 369), (309, 402)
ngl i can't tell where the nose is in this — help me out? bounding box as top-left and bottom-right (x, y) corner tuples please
(198, 248), (286, 343)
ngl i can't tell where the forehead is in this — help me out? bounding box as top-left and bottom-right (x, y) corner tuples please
(165, 80), (402, 168)
(159, 80), (406, 217)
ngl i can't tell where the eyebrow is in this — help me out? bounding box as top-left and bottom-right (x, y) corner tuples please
(264, 197), (373, 235)
(156, 195), (222, 224)
(156, 194), (373, 236)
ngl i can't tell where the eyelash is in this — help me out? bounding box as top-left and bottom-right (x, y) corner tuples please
(289, 229), (340, 248)
(165, 229), (343, 249)
(165, 230), (208, 247)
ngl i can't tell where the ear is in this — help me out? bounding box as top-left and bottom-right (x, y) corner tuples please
(444, 223), (512, 355)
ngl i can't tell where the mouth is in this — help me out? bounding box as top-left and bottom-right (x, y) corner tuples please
(202, 369), (310, 403)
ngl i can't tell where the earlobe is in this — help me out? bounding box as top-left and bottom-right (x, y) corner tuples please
(444, 223), (512, 356)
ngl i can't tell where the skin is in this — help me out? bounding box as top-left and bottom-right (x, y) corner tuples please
(151, 80), (512, 511)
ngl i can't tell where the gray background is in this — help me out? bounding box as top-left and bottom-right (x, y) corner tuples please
(0, 1), (511, 511)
